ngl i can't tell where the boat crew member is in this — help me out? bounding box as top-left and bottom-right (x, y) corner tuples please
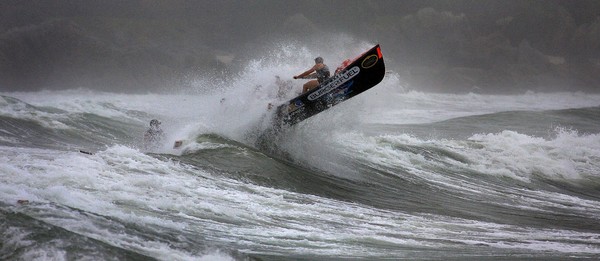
(294, 56), (330, 93)
(143, 119), (164, 149)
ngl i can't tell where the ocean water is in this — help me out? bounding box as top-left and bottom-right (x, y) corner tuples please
(2, 56), (600, 260)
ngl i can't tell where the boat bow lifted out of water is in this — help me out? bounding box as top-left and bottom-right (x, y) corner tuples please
(273, 44), (385, 126)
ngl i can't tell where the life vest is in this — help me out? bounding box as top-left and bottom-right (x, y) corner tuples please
(316, 64), (330, 83)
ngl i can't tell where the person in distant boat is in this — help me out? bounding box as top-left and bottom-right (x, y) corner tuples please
(144, 119), (164, 149)
(294, 56), (330, 93)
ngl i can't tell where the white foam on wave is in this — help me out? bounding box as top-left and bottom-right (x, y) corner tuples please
(0, 145), (213, 260)
(466, 128), (600, 181)
(330, 128), (600, 221)
(2, 142), (600, 258)
(0, 95), (70, 129)
(361, 91), (600, 124)
(3, 90), (136, 119)
(333, 125), (600, 183)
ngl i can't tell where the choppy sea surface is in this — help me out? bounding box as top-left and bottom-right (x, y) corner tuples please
(2, 68), (600, 260)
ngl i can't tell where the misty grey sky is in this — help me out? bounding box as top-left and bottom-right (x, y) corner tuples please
(1, 0), (599, 93)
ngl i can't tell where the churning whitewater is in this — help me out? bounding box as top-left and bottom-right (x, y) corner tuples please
(1, 49), (600, 260)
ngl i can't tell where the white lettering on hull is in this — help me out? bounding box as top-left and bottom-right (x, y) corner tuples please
(308, 66), (360, 101)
